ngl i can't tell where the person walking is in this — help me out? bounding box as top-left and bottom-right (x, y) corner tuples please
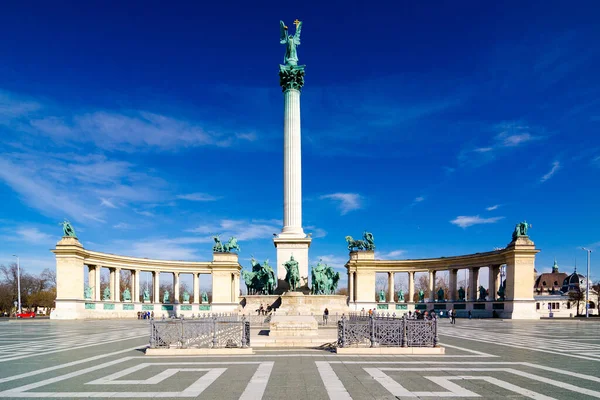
(323, 308), (329, 325)
(450, 309), (456, 324)
(468, 310), (472, 319)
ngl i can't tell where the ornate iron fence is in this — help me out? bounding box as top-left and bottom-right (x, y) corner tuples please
(337, 313), (438, 348)
(150, 317), (250, 349)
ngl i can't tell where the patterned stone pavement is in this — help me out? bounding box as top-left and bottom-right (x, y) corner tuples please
(0, 318), (599, 399)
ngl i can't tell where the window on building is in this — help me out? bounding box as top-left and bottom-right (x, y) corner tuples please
(566, 302), (571, 309)
(536, 303), (540, 310)
(556, 303), (560, 310)
(542, 281), (547, 286)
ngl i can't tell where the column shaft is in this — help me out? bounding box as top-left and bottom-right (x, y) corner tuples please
(449, 269), (458, 301)
(388, 272), (395, 302)
(134, 270), (140, 302)
(109, 268), (115, 301)
(95, 266), (101, 301)
(469, 267), (479, 301)
(488, 266), (497, 301)
(348, 272), (354, 302)
(429, 270), (435, 302)
(153, 271), (160, 303)
(114, 268), (121, 302)
(174, 273), (180, 304)
(88, 265), (96, 296)
(408, 271), (415, 302)
(193, 273), (200, 304)
(281, 88), (304, 236)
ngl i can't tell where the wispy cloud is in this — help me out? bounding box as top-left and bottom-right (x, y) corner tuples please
(320, 193), (363, 215)
(15, 227), (53, 244)
(176, 193), (220, 202)
(450, 215), (505, 228)
(187, 219), (283, 241)
(414, 196), (425, 203)
(100, 198), (117, 208)
(103, 236), (213, 260)
(305, 225), (327, 238)
(113, 222), (132, 229)
(486, 205), (500, 211)
(540, 161), (560, 182)
(0, 89), (256, 153)
(379, 250), (406, 260)
(460, 122), (544, 164)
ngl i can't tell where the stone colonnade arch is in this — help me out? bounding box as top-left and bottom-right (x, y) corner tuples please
(51, 236), (241, 319)
(346, 236), (539, 319)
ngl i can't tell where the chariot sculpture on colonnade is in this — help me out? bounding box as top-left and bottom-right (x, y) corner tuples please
(345, 231), (376, 252)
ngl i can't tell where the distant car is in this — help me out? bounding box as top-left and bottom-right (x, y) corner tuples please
(16, 311), (35, 319)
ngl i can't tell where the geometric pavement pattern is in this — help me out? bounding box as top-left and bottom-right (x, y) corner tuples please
(0, 319), (599, 399)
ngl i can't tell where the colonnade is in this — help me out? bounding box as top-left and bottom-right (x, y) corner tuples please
(345, 235), (540, 319)
(51, 236), (242, 319)
(347, 265), (504, 303)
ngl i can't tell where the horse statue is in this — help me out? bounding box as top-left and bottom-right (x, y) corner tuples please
(242, 270), (256, 294)
(212, 235), (224, 252)
(223, 237), (240, 253)
(311, 260), (340, 294)
(245, 258), (276, 295)
(363, 231), (375, 250)
(346, 231), (376, 251)
(284, 255), (300, 291)
(345, 236), (366, 251)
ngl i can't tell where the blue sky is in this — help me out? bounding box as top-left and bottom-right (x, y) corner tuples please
(0, 1), (598, 287)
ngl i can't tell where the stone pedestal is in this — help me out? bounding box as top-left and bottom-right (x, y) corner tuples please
(269, 315), (318, 337)
(273, 237), (311, 290)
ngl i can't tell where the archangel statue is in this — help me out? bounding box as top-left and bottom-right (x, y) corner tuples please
(280, 19), (302, 66)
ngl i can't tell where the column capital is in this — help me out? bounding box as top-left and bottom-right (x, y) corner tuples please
(279, 64), (305, 91)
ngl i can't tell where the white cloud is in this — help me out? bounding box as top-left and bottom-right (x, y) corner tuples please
(187, 219), (282, 241)
(312, 254), (348, 269)
(176, 193), (220, 202)
(486, 204), (499, 211)
(450, 215), (505, 228)
(15, 227), (53, 244)
(414, 196), (425, 203)
(305, 226), (327, 238)
(540, 161), (561, 182)
(319, 193), (362, 215)
(134, 210), (154, 217)
(100, 198), (117, 208)
(106, 236), (212, 261)
(113, 222), (131, 229)
(474, 147), (493, 153)
(500, 133), (535, 147)
(462, 122), (543, 162)
(379, 250), (406, 260)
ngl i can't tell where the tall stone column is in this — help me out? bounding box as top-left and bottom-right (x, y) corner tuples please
(88, 265), (96, 298)
(153, 271), (160, 303)
(408, 271), (415, 302)
(388, 272), (395, 302)
(109, 268), (115, 301)
(273, 62), (311, 290)
(133, 270), (140, 302)
(348, 272), (354, 302)
(114, 268), (121, 302)
(488, 265), (498, 301)
(193, 273), (200, 304)
(173, 272), (180, 304)
(449, 269), (458, 301)
(95, 266), (101, 301)
(469, 267), (479, 301)
(428, 270), (435, 302)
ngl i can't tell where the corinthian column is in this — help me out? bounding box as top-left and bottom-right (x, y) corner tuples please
(274, 61), (311, 290)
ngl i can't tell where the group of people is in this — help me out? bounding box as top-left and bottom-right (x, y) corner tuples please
(256, 304), (271, 316)
(137, 311), (154, 319)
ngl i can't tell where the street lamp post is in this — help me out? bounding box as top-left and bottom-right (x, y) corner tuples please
(12, 255), (22, 315)
(582, 248), (592, 318)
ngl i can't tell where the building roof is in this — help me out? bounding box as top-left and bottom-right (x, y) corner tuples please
(534, 272), (568, 293)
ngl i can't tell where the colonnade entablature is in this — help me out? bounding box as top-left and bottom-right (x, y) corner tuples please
(345, 235), (540, 319)
(51, 236), (241, 319)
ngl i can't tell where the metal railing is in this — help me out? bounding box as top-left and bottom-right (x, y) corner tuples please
(338, 313), (438, 348)
(240, 312), (344, 327)
(150, 316), (250, 349)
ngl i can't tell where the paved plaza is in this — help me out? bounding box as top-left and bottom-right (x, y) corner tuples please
(0, 319), (599, 399)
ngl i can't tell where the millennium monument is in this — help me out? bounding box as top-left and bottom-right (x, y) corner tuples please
(273, 19), (312, 291)
(49, 20), (541, 320)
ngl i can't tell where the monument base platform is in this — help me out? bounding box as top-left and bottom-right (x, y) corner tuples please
(240, 293), (348, 316)
(146, 348), (254, 356)
(336, 346), (445, 355)
(269, 315), (318, 337)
